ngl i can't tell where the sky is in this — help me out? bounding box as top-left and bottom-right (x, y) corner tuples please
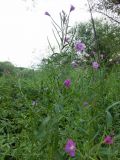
(0, 0), (101, 68)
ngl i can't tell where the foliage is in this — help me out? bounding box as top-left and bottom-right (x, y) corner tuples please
(0, 57), (120, 160)
(70, 19), (120, 64)
(0, 61), (15, 76)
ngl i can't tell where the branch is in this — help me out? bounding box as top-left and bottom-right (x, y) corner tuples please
(87, 0), (97, 42)
(87, 0), (101, 62)
(47, 37), (54, 54)
(52, 29), (61, 51)
(95, 10), (120, 24)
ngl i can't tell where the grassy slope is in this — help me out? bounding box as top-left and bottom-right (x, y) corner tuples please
(0, 63), (120, 160)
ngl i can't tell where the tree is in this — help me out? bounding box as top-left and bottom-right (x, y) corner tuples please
(70, 19), (120, 63)
(89, 0), (120, 24)
(0, 61), (15, 76)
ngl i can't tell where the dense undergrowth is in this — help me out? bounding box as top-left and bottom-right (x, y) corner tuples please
(0, 61), (120, 160)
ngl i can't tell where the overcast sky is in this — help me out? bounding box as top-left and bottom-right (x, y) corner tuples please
(0, 0), (101, 67)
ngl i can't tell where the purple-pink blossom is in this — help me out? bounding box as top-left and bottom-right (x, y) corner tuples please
(65, 139), (76, 157)
(92, 62), (100, 69)
(104, 135), (113, 144)
(70, 5), (75, 12)
(44, 11), (51, 16)
(64, 79), (71, 88)
(75, 41), (86, 52)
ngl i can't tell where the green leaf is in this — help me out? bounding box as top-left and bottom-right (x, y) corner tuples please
(106, 111), (112, 129)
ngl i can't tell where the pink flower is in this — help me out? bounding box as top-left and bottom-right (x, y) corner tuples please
(92, 62), (99, 69)
(64, 79), (71, 88)
(75, 41), (86, 52)
(44, 11), (51, 16)
(65, 139), (76, 157)
(70, 5), (75, 12)
(104, 135), (113, 144)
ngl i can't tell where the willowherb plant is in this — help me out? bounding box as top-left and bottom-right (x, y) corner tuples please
(44, 5), (75, 53)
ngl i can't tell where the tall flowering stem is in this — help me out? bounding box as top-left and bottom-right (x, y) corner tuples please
(87, 0), (100, 62)
(44, 5), (75, 53)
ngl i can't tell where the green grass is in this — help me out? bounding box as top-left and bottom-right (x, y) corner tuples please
(0, 62), (120, 160)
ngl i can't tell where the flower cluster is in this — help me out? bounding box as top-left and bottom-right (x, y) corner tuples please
(45, 5), (75, 17)
(64, 135), (113, 158)
(74, 41), (86, 52)
(44, 5), (75, 53)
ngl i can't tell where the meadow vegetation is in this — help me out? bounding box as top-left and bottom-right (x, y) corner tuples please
(0, 5), (120, 160)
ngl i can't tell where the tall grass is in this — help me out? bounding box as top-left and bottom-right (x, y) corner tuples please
(0, 62), (120, 159)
